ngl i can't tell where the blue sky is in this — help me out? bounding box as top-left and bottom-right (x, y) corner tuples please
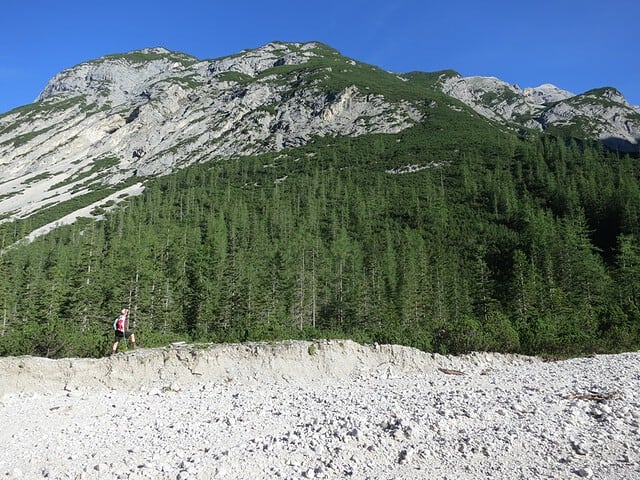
(1, 0), (638, 114)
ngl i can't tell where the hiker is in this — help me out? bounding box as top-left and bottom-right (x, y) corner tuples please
(111, 308), (136, 354)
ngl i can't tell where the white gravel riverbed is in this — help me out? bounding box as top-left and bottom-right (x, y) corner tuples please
(0, 341), (639, 479)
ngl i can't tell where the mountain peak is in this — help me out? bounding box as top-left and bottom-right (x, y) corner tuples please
(523, 83), (574, 104)
(35, 46), (198, 106)
(0, 41), (425, 228)
(437, 71), (639, 148)
(136, 46), (172, 54)
(581, 87), (627, 104)
(206, 40), (336, 78)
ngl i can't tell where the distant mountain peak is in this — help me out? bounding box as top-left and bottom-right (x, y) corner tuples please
(439, 72), (639, 151)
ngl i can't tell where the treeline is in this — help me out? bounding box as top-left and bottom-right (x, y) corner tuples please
(1, 128), (640, 358)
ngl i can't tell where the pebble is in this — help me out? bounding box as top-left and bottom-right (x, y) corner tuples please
(575, 466), (594, 478)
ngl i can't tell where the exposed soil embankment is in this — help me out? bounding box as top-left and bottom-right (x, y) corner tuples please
(0, 340), (537, 397)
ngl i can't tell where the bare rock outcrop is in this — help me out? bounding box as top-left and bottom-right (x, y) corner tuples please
(441, 74), (640, 150)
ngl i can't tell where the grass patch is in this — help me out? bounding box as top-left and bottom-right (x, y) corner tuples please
(1, 126), (55, 148)
(49, 156), (121, 191)
(215, 71), (254, 84)
(21, 172), (53, 185)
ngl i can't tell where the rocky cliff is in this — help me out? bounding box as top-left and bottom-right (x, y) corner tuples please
(439, 73), (640, 151)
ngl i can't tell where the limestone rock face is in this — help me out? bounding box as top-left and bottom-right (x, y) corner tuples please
(523, 83), (575, 105)
(440, 74), (640, 151)
(536, 88), (640, 151)
(441, 75), (540, 122)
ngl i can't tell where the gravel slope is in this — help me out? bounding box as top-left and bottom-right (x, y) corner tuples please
(0, 341), (638, 479)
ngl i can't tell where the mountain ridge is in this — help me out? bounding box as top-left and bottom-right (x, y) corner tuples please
(0, 41), (639, 243)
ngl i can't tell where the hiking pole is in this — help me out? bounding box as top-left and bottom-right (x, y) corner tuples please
(124, 306), (131, 351)
(123, 312), (128, 351)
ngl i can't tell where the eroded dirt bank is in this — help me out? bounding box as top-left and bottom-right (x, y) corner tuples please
(0, 340), (536, 396)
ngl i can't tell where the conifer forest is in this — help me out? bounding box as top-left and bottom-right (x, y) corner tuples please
(1, 124), (640, 358)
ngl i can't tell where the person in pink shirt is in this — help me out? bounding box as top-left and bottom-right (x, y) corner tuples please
(111, 308), (136, 354)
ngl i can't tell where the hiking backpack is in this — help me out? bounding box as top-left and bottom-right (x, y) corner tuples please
(113, 315), (125, 332)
